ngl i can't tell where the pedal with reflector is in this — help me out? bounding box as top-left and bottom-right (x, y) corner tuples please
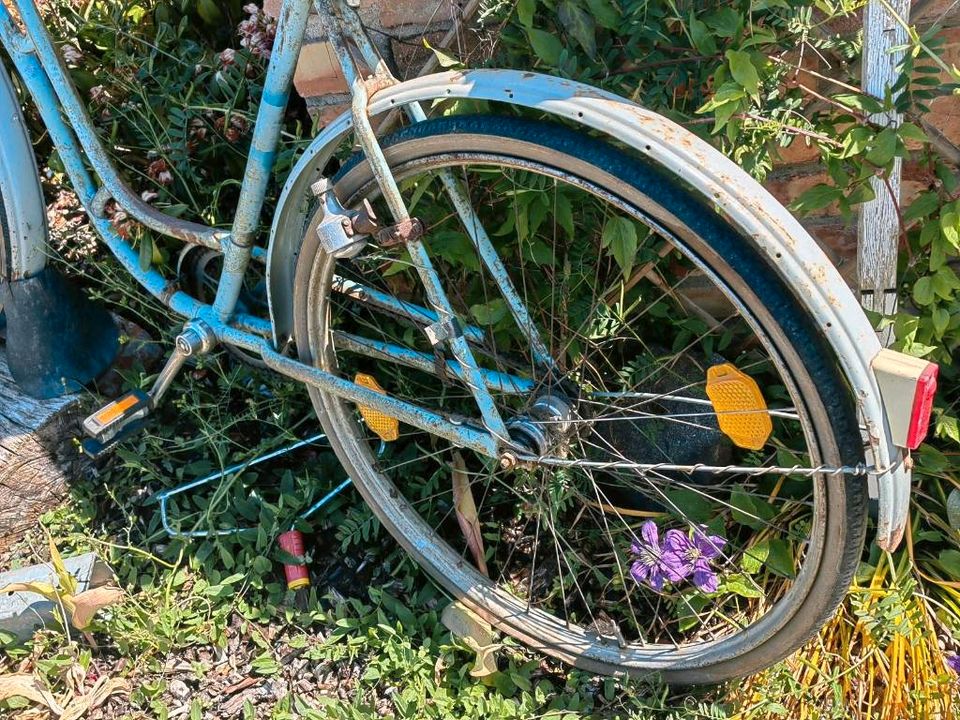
(80, 390), (151, 458)
(354, 373), (399, 442)
(705, 363), (772, 450)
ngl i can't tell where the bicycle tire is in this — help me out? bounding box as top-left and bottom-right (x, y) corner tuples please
(292, 114), (867, 683)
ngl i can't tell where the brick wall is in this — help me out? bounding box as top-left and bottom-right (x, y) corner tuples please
(273, 0), (960, 274)
(263, 0), (459, 123)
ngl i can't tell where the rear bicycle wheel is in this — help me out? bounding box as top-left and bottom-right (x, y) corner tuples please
(293, 115), (866, 683)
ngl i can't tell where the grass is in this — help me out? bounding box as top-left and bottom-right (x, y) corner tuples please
(2, 0), (960, 718)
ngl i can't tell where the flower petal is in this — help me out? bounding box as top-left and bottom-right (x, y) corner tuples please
(692, 560), (719, 593)
(630, 560), (649, 584)
(647, 568), (665, 591)
(661, 551), (693, 582)
(663, 528), (690, 554)
(641, 520), (659, 548)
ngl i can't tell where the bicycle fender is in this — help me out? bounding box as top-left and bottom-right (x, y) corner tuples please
(266, 69), (909, 550)
(0, 59), (47, 279)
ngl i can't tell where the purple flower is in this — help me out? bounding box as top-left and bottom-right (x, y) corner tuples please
(947, 654), (960, 674)
(629, 521), (683, 591)
(662, 527), (727, 593)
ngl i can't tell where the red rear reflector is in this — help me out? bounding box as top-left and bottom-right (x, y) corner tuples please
(906, 363), (938, 450)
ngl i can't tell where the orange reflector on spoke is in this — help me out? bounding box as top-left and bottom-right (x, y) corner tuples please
(354, 373), (399, 442)
(705, 363), (772, 450)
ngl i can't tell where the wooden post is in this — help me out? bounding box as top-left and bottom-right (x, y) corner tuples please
(0, 352), (86, 552)
(858, 0), (911, 346)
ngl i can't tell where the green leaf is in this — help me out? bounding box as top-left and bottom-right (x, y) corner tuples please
(726, 50), (759, 96)
(471, 299), (508, 326)
(689, 15), (717, 55)
(913, 276), (935, 305)
(728, 489), (775, 529)
(941, 212), (960, 251)
(553, 193), (574, 238)
(196, 0), (222, 25)
(558, 1), (596, 59)
(897, 122), (927, 143)
(932, 306), (950, 337)
(832, 93), (884, 114)
(585, 0), (619, 30)
(517, 0), (536, 28)
(866, 128), (898, 166)
(704, 7), (741, 38)
(662, 488), (714, 523)
(938, 549), (960, 577)
(601, 216), (638, 278)
(903, 191), (940, 222)
(719, 574), (763, 599)
(791, 184), (841, 215)
(741, 538), (795, 578)
(527, 28), (562, 66)
(933, 266), (960, 298)
(139, 235), (153, 272)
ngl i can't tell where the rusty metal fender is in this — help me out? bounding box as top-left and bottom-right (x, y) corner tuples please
(266, 69), (909, 550)
(0, 60), (47, 280)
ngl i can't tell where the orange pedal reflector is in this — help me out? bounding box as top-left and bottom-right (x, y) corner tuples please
(354, 373), (400, 442)
(705, 363), (772, 450)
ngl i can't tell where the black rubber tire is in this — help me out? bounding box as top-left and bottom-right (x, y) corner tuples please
(293, 115), (867, 683)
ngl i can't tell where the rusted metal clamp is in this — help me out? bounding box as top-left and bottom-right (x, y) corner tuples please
(376, 217), (424, 248)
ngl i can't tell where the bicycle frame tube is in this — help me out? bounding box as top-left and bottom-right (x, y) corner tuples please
(0, 0), (513, 460)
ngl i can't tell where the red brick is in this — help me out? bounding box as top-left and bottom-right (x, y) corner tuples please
(292, 41), (348, 97)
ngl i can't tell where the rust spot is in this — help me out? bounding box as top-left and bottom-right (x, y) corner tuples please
(160, 280), (181, 304)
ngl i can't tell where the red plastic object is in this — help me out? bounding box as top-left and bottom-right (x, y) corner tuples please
(906, 363), (939, 450)
(278, 530), (310, 591)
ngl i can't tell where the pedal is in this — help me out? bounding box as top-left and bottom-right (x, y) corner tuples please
(82, 389), (151, 444)
(80, 419), (148, 459)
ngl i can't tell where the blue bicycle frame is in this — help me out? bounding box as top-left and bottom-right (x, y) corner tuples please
(0, 0), (543, 460)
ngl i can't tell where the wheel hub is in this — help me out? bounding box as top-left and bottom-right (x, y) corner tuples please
(505, 394), (575, 457)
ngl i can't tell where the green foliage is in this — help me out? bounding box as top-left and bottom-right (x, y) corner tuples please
(5, 0), (960, 718)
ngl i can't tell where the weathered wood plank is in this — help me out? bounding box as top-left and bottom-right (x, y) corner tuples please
(0, 352), (85, 552)
(858, 0), (911, 346)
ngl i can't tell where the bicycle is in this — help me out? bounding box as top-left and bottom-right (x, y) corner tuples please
(0, 0), (939, 683)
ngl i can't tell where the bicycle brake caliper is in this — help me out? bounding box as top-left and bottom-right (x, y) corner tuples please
(311, 178), (379, 259)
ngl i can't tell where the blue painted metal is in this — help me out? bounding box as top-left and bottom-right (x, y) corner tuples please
(317, 2), (509, 441)
(332, 277), (487, 345)
(155, 432), (327, 539)
(250, 332), (500, 457)
(213, 0), (310, 321)
(3, 1), (226, 250)
(334, 0), (556, 372)
(334, 330), (534, 394)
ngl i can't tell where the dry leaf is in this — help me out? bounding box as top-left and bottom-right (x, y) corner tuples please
(0, 581), (79, 626)
(441, 602), (499, 677)
(0, 673), (65, 715)
(69, 587), (124, 630)
(0, 581), (61, 601)
(60, 676), (129, 720)
(451, 452), (488, 577)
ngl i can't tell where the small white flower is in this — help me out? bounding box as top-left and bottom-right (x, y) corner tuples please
(243, 3), (259, 15)
(141, 190), (159, 202)
(62, 44), (82, 64)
